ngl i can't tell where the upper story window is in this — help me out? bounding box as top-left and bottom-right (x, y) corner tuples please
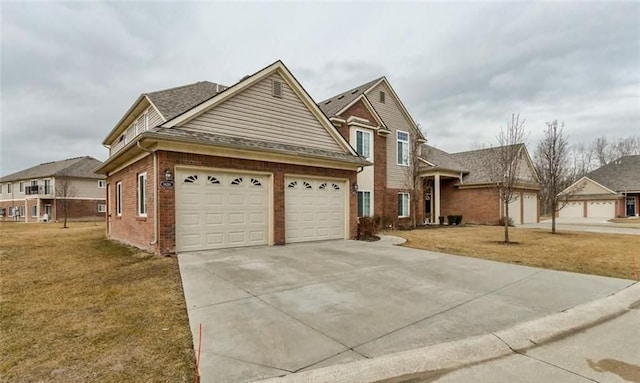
(98, 180), (106, 188)
(355, 130), (372, 159)
(379, 91), (386, 103)
(6, 183), (11, 194)
(19, 181), (24, 193)
(397, 130), (409, 166)
(0, 184), (2, 194)
(44, 179), (52, 194)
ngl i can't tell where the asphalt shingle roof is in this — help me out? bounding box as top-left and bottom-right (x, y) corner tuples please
(0, 157), (104, 182)
(420, 145), (467, 173)
(146, 81), (226, 121)
(451, 145), (524, 184)
(318, 77), (383, 117)
(147, 127), (370, 166)
(586, 155), (640, 192)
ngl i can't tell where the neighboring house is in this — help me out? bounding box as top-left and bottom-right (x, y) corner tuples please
(319, 78), (540, 226)
(96, 60), (368, 255)
(422, 145), (540, 225)
(0, 156), (106, 222)
(318, 77), (428, 224)
(558, 155), (640, 219)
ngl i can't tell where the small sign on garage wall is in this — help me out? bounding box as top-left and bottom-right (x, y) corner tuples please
(160, 180), (174, 188)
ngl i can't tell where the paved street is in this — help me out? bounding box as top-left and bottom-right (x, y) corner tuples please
(178, 236), (633, 383)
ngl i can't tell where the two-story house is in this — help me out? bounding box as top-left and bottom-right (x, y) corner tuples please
(95, 60), (369, 255)
(0, 156), (106, 222)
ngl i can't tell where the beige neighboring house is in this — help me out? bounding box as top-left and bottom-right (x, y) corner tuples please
(559, 155), (640, 219)
(0, 156), (106, 222)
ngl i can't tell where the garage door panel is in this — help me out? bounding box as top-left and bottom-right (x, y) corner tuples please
(587, 201), (615, 218)
(559, 202), (584, 218)
(285, 177), (346, 243)
(176, 169), (270, 252)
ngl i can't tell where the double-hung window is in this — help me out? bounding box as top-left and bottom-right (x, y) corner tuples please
(357, 191), (371, 217)
(116, 182), (123, 216)
(31, 205), (38, 217)
(19, 181), (24, 193)
(137, 173), (147, 216)
(355, 130), (372, 159)
(397, 131), (409, 166)
(7, 183), (11, 194)
(398, 193), (410, 217)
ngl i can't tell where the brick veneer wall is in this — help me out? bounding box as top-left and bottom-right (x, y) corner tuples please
(0, 199), (104, 222)
(439, 182), (501, 225)
(107, 151), (358, 255)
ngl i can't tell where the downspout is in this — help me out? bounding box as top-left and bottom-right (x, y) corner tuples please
(137, 142), (158, 246)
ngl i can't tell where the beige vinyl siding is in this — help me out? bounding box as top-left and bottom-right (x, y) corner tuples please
(574, 179), (616, 196)
(181, 73), (343, 152)
(109, 106), (164, 157)
(54, 178), (106, 199)
(366, 82), (415, 189)
(515, 157), (537, 183)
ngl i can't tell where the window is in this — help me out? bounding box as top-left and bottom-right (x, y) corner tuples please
(19, 205), (25, 217)
(398, 193), (410, 217)
(31, 205), (38, 217)
(98, 204), (107, 213)
(380, 91), (386, 103)
(355, 130), (372, 159)
(98, 180), (106, 188)
(19, 181), (24, 193)
(6, 183), (11, 194)
(0, 184), (2, 194)
(116, 182), (122, 216)
(44, 179), (52, 194)
(137, 173), (147, 216)
(8, 207), (15, 217)
(397, 131), (409, 166)
(357, 191), (371, 217)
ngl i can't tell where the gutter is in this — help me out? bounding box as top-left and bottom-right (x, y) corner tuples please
(136, 142), (158, 246)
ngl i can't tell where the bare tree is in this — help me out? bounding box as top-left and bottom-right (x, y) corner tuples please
(493, 113), (528, 243)
(568, 142), (595, 182)
(535, 120), (573, 234)
(402, 124), (428, 229)
(55, 174), (78, 228)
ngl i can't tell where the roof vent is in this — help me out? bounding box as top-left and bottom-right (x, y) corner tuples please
(337, 95), (344, 100)
(272, 79), (282, 98)
(351, 89), (358, 94)
(240, 75), (251, 82)
(324, 100), (332, 105)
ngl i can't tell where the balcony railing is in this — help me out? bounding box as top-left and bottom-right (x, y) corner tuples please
(25, 186), (53, 195)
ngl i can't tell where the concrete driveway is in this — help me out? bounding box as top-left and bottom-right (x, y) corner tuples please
(178, 236), (633, 383)
(520, 218), (640, 235)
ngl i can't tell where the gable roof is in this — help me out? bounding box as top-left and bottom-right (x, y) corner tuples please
(450, 144), (537, 184)
(420, 145), (467, 173)
(318, 77), (384, 117)
(0, 156), (104, 182)
(586, 154), (640, 192)
(146, 81), (226, 121)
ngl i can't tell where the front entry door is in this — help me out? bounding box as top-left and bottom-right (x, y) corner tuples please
(44, 204), (52, 221)
(425, 189), (432, 223)
(627, 197), (636, 217)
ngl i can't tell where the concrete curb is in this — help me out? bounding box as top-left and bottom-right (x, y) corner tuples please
(255, 281), (639, 383)
(378, 235), (406, 246)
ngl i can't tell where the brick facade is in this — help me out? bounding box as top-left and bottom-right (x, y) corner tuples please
(439, 181), (501, 225)
(107, 151), (358, 255)
(0, 199), (104, 222)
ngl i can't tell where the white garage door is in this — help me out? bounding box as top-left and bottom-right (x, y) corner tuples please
(285, 177), (346, 243)
(176, 169), (269, 252)
(522, 194), (537, 224)
(559, 202), (584, 218)
(507, 194), (521, 225)
(587, 201), (616, 218)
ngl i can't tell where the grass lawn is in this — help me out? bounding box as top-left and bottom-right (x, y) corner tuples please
(386, 225), (639, 280)
(0, 222), (194, 382)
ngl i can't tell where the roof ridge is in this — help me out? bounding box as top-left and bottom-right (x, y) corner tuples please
(319, 76), (384, 105)
(452, 143), (523, 155)
(145, 81), (218, 96)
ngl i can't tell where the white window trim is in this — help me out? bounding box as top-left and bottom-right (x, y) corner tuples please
(398, 192), (410, 218)
(19, 181), (24, 193)
(31, 204), (38, 217)
(355, 129), (373, 160)
(8, 206), (15, 217)
(357, 190), (372, 218)
(137, 173), (147, 217)
(6, 183), (11, 194)
(98, 180), (106, 188)
(98, 204), (107, 213)
(116, 182), (123, 216)
(397, 130), (410, 166)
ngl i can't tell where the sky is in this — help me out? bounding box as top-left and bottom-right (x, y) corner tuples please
(1, 1), (639, 176)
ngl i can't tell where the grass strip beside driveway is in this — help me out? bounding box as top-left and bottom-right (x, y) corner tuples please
(387, 226), (638, 280)
(0, 222), (194, 382)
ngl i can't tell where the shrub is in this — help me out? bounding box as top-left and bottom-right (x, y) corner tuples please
(381, 215), (395, 230)
(498, 216), (515, 227)
(358, 215), (381, 239)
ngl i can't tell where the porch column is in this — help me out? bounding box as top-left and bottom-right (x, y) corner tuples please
(434, 174), (441, 220)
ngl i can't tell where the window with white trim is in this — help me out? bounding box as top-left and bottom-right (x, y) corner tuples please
(98, 204), (107, 213)
(137, 173), (147, 216)
(31, 205), (38, 217)
(357, 191), (371, 217)
(98, 180), (106, 188)
(398, 193), (410, 217)
(0, 184), (2, 194)
(116, 182), (122, 216)
(44, 179), (52, 194)
(19, 181), (24, 193)
(19, 205), (25, 217)
(355, 130), (372, 159)
(8, 207), (15, 217)
(397, 131), (409, 166)
(7, 183), (11, 194)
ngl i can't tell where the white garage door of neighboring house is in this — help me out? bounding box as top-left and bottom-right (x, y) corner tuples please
(176, 169), (270, 252)
(522, 194), (537, 224)
(587, 201), (616, 219)
(559, 202), (584, 218)
(285, 177), (346, 243)
(507, 194), (521, 225)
